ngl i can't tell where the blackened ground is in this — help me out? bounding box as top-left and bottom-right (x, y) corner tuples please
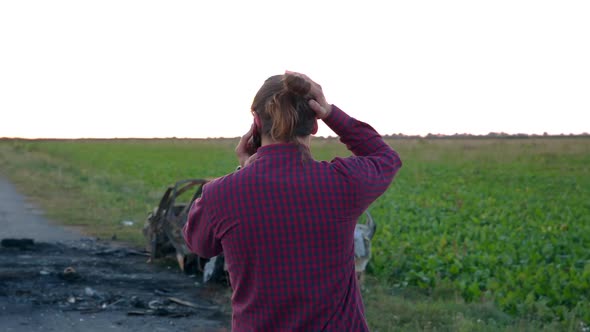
(0, 238), (231, 332)
(0, 177), (230, 331)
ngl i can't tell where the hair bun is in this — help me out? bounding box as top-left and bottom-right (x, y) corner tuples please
(283, 74), (311, 96)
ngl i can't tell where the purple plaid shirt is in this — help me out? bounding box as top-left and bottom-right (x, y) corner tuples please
(183, 105), (402, 331)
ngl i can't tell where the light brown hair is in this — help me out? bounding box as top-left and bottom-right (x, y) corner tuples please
(251, 74), (316, 142)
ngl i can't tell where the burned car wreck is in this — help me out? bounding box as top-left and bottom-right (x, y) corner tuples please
(143, 179), (377, 285)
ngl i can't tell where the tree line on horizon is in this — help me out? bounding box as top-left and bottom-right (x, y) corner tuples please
(381, 131), (590, 139)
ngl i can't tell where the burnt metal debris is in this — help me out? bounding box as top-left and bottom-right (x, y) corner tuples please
(142, 179), (228, 284)
(143, 179), (378, 285)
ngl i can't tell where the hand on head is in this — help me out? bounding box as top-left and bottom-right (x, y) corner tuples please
(285, 71), (331, 120)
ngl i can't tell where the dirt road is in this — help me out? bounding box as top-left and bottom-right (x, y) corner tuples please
(0, 177), (231, 331)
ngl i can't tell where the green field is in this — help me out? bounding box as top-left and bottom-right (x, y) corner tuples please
(1, 137), (589, 331)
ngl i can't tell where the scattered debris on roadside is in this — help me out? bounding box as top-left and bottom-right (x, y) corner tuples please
(0, 238), (230, 323)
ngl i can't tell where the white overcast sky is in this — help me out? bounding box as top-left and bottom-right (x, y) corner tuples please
(1, 1), (589, 138)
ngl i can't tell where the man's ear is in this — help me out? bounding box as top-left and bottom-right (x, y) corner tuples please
(253, 112), (261, 133)
(312, 119), (318, 135)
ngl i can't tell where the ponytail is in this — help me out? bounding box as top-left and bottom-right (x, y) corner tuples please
(266, 93), (297, 142)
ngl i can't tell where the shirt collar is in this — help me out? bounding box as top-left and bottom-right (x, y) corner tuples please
(255, 143), (307, 158)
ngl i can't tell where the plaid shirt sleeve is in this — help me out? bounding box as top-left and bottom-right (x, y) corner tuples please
(324, 105), (402, 207)
(182, 192), (223, 258)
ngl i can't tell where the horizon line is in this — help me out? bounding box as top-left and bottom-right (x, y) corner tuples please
(2, 132), (590, 141)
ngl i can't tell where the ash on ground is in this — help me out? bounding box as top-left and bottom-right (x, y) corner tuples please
(0, 238), (231, 332)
